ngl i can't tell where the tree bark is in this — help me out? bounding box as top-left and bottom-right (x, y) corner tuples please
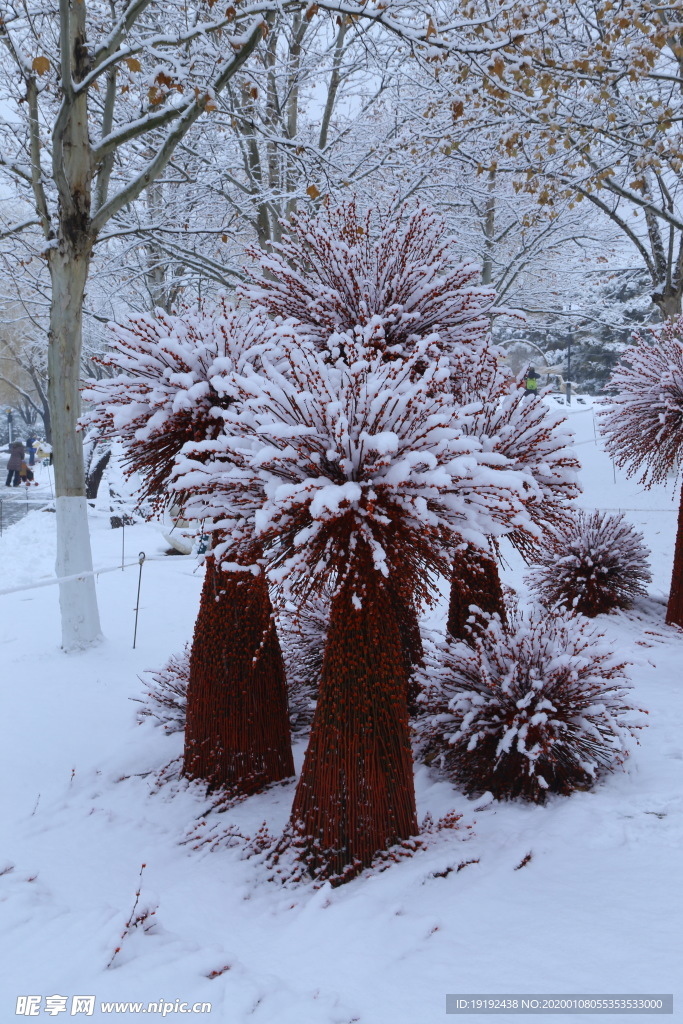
(652, 284), (683, 320)
(48, 248), (102, 649)
(666, 484), (683, 628)
(447, 543), (507, 644)
(289, 570), (418, 884)
(183, 558), (294, 793)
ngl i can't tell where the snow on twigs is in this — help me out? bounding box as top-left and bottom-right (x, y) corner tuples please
(175, 332), (546, 601)
(134, 648), (189, 735)
(416, 602), (645, 804)
(600, 316), (683, 486)
(82, 301), (293, 507)
(527, 510), (652, 617)
(244, 199), (495, 359)
(456, 366), (581, 555)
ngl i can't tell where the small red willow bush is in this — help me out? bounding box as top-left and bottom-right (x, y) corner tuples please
(135, 649), (189, 734)
(527, 510), (651, 617)
(416, 603), (643, 804)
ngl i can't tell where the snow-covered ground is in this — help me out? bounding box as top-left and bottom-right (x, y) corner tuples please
(0, 399), (680, 1023)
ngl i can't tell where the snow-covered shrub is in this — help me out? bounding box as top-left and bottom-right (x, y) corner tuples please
(83, 302), (286, 506)
(276, 593), (330, 732)
(176, 332), (544, 582)
(601, 318), (683, 486)
(416, 604), (642, 804)
(135, 650), (189, 734)
(457, 358), (581, 554)
(246, 199), (494, 359)
(527, 511), (651, 617)
(600, 318), (683, 627)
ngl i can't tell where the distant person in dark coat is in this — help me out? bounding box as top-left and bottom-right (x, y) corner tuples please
(5, 440), (25, 487)
(26, 436), (36, 466)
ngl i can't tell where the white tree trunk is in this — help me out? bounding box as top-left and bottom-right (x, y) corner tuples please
(48, 249), (102, 650)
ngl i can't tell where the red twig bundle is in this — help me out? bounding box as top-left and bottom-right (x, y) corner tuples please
(447, 543), (507, 642)
(601, 319), (683, 486)
(417, 604), (643, 804)
(246, 199), (495, 358)
(83, 302), (280, 506)
(183, 555), (294, 794)
(601, 319), (683, 626)
(527, 511), (651, 617)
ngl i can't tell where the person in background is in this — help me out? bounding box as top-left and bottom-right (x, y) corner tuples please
(5, 440), (25, 486)
(26, 435), (36, 466)
(523, 366), (539, 396)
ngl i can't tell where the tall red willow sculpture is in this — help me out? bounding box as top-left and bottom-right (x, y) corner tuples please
(245, 198), (497, 682)
(601, 318), (683, 627)
(447, 352), (581, 641)
(83, 304), (294, 792)
(178, 332), (542, 882)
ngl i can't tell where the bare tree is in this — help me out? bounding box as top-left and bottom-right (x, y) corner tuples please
(0, 0), (539, 649)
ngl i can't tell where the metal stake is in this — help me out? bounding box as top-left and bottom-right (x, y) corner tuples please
(121, 515), (125, 570)
(0, 498), (3, 536)
(132, 552), (146, 649)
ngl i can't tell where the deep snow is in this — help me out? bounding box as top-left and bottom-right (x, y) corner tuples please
(0, 399), (680, 1023)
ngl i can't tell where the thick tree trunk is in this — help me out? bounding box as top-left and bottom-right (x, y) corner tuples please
(666, 484), (683, 628)
(48, 250), (102, 650)
(45, 0), (102, 650)
(183, 558), (294, 793)
(289, 571), (418, 884)
(447, 543), (507, 643)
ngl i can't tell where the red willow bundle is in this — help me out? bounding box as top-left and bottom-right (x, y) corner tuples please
(176, 329), (547, 881)
(601, 319), (683, 627)
(83, 304), (295, 793)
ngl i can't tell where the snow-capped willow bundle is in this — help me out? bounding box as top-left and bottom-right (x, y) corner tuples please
(600, 319), (683, 626)
(246, 199), (495, 359)
(527, 511), (651, 617)
(175, 333), (543, 883)
(82, 301), (281, 507)
(84, 303), (294, 795)
(248, 197), (517, 668)
(447, 362), (581, 640)
(416, 604), (643, 804)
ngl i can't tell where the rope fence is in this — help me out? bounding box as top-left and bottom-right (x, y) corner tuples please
(0, 552), (193, 599)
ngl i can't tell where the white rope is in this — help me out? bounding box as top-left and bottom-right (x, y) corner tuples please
(0, 498), (53, 506)
(0, 553), (194, 598)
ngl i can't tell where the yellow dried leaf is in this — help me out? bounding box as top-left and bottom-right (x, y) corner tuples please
(306, 184), (320, 200)
(124, 57), (141, 72)
(32, 56), (50, 76)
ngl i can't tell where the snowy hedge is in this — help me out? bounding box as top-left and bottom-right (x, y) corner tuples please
(527, 510), (651, 617)
(416, 604), (643, 804)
